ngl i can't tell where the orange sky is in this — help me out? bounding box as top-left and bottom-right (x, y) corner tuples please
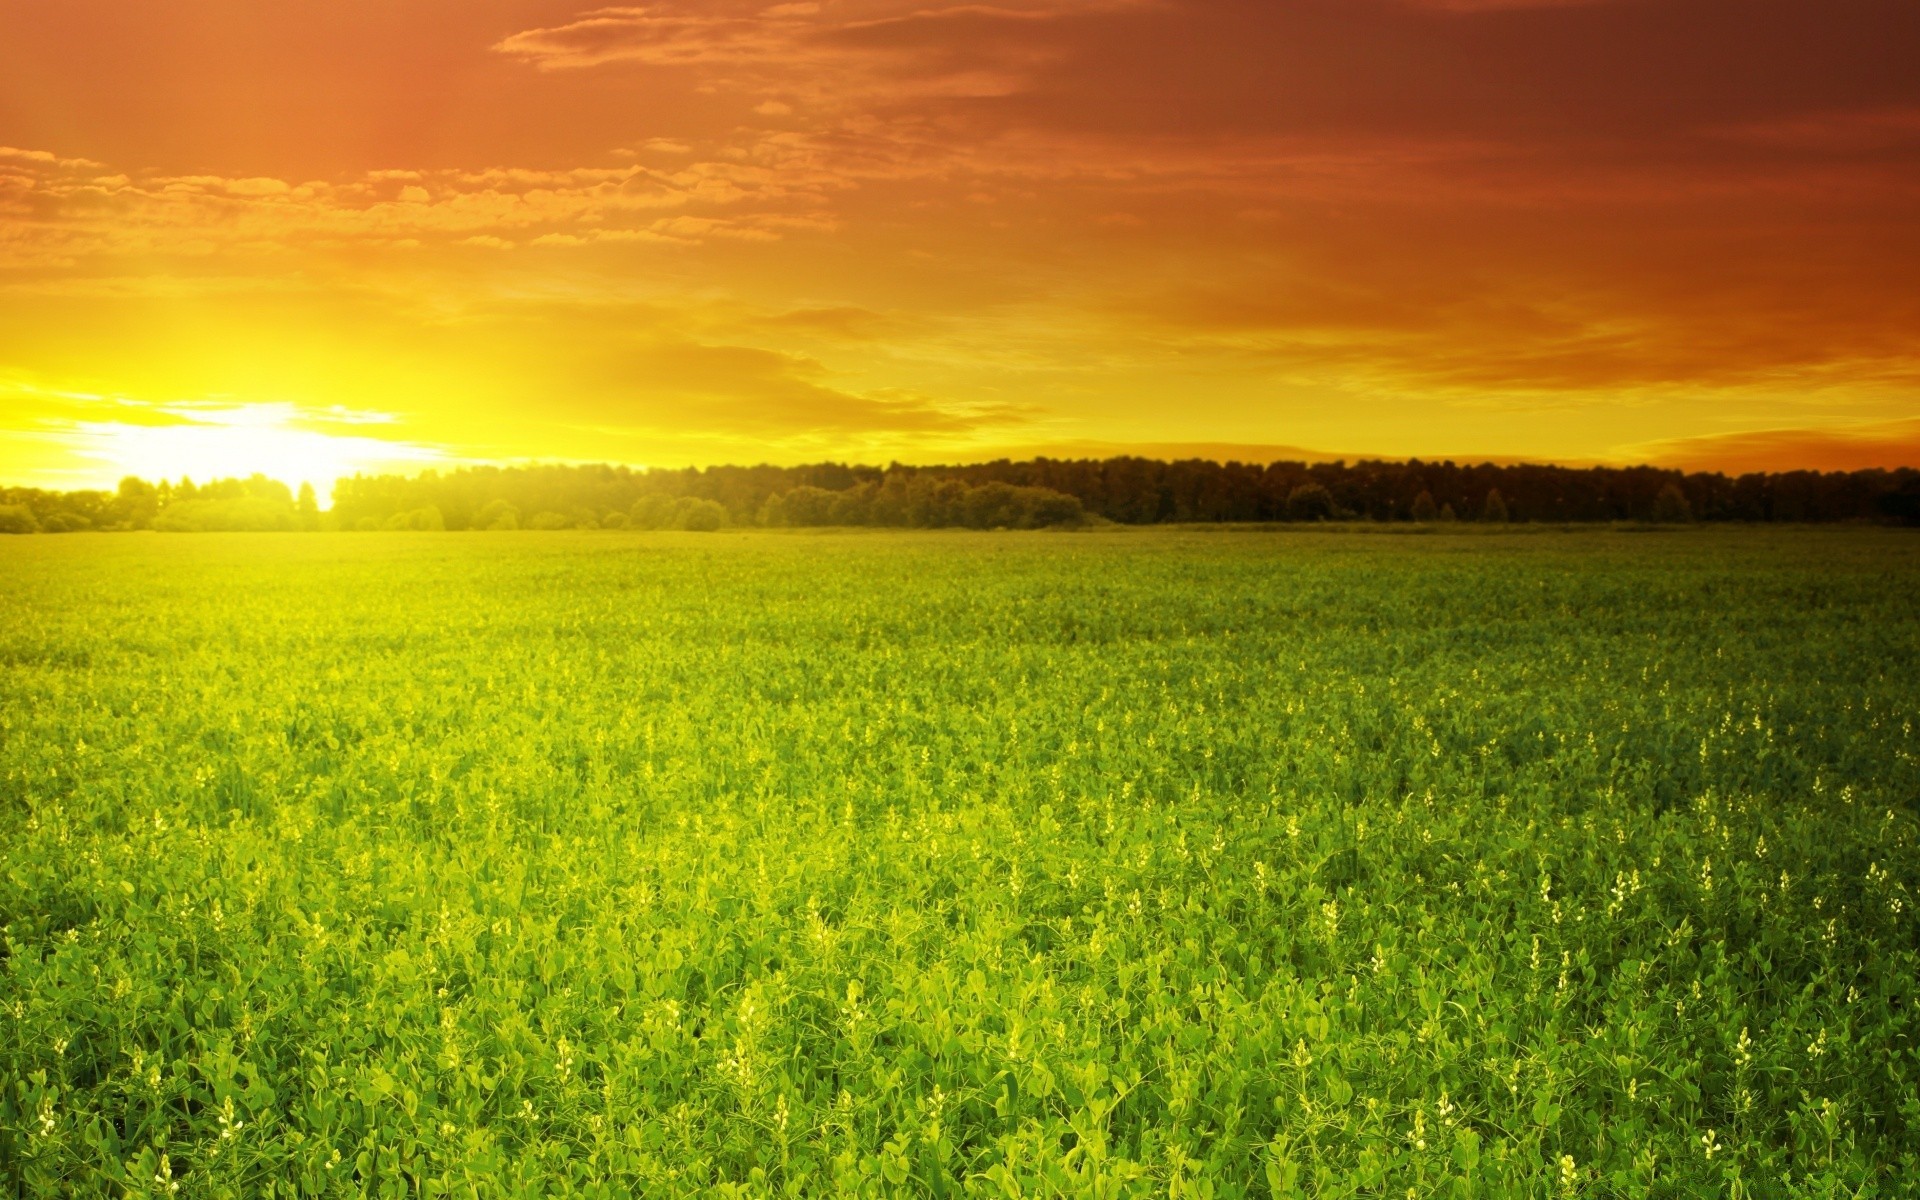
(2, 0), (1917, 494)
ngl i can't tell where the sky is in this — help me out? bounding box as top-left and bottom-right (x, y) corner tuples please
(2, 0), (1917, 496)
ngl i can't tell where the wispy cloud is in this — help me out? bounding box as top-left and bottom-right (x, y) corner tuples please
(0, 146), (842, 266)
(1627, 418), (1920, 475)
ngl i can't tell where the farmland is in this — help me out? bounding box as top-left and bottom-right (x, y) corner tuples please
(2, 528), (1917, 1198)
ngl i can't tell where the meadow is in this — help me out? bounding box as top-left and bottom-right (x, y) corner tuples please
(2, 527), (1917, 1198)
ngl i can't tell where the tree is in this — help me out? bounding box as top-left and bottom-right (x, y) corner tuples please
(629, 495), (677, 530)
(296, 483), (321, 531)
(1652, 483), (1693, 524)
(676, 498), (728, 532)
(1410, 490), (1438, 522)
(0, 503), (38, 534)
(1482, 489), (1509, 523)
(39, 511), (90, 532)
(115, 477), (160, 529)
(1287, 482), (1335, 522)
(476, 499), (520, 530)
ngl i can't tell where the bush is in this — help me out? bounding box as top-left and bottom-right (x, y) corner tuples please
(384, 506), (445, 531)
(1410, 490), (1438, 522)
(1287, 483), (1336, 522)
(1024, 488), (1086, 528)
(828, 486), (873, 527)
(676, 498), (728, 532)
(0, 503), (38, 534)
(527, 511), (573, 531)
(1652, 483), (1693, 524)
(476, 500), (520, 531)
(154, 499), (297, 532)
(629, 495), (677, 530)
(774, 486), (838, 527)
(1482, 489), (1510, 523)
(602, 511), (629, 530)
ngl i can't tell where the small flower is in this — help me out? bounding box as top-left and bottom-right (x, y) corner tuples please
(154, 1153), (180, 1195)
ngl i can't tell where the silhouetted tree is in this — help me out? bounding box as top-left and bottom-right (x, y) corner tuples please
(6, 459), (1917, 533)
(1652, 483), (1693, 524)
(1287, 482), (1336, 522)
(1411, 490), (1438, 522)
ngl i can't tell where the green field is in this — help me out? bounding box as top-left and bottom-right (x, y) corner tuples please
(3, 529), (1918, 1198)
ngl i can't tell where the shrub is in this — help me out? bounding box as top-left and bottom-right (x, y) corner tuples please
(154, 499), (296, 532)
(676, 498), (728, 532)
(1410, 490), (1438, 522)
(476, 499), (520, 531)
(1482, 489), (1510, 523)
(0, 503), (38, 534)
(1652, 483), (1693, 524)
(527, 511), (573, 530)
(629, 495), (677, 530)
(828, 485), (873, 527)
(776, 486), (839, 527)
(382, 506), (445, 531)
(1287, 482), (1336, 522)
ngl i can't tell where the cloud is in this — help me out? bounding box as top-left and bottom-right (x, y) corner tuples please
(753, 305), (909, 339)
(1397, 0), (1613, 11)
(1628, 418), (1920, 475)
(579, 339), (1032, 437)
(492, 6), (804, 69)
(492, 0), (1146, 107)
(0, 144), (847, 267)
(1707, 106), (1920, 154)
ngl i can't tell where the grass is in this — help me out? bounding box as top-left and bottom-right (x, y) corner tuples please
(2, 528), (1917, 1198)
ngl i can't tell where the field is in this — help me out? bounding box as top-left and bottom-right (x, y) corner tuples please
(3, 528), (1918, 1198)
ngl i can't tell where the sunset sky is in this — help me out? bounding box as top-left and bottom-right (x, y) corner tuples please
(2, 0), (1917, 495)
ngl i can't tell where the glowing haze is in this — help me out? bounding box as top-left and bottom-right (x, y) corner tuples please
(3, 0), (1918, 497)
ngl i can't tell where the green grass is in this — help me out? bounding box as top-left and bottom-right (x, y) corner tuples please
(3, 528), (1918, 1198)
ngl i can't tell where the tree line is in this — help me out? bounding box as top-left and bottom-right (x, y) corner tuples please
(2, 457), (1917, 533)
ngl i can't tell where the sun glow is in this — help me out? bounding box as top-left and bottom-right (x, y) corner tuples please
(63, 403), (450, 504)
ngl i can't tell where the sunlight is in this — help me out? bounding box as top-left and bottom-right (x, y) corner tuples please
(67, 403), (450, 504)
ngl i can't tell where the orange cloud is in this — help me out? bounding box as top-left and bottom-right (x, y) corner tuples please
(1631, 419), (1920, 475)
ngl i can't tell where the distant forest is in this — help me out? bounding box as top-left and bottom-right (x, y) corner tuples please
(3, 458), (1918, 533)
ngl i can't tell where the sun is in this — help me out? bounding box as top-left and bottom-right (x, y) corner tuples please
(67, 403), (450, 505)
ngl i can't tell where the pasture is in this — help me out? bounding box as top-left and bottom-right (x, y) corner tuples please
(2, 528), (1917, 1197)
